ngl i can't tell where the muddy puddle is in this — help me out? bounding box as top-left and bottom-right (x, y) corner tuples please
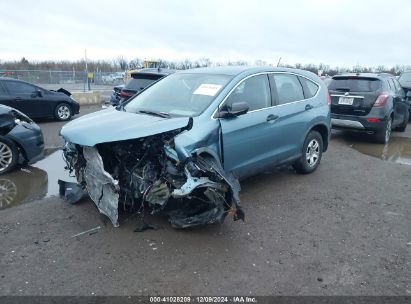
(0, 150), (75, 210)
(333, 131), (411, 165)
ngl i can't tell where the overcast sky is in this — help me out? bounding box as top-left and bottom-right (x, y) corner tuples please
(0, 0), (410, 67)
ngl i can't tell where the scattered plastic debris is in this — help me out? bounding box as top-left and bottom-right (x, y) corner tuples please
(70, 226), (101, 238)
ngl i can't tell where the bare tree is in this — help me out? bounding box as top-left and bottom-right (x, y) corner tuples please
(129, 58), (143, 69)
(115, 56), (128, 71)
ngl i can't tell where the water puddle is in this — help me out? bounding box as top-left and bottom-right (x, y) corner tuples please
(333, 131), (411, 165)
(0, 150), (75, 210)
(350, 137), (411, 165)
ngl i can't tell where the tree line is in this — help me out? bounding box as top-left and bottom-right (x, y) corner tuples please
(1, 56), (409, 76)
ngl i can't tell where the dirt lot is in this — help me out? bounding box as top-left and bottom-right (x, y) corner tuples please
(0, 108), (410, 296)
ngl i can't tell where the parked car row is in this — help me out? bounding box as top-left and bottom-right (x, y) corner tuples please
(0, 77), (80, 121)
(1, 67), (410, 232)
(0, 77), (81, 174)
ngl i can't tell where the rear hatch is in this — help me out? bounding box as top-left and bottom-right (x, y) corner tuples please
(328, 76), (382, 116)
(120, 74), (164, 100)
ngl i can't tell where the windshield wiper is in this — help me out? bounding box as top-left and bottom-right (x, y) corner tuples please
(115, 104), (126, 111)
(138, 110), (170, 118)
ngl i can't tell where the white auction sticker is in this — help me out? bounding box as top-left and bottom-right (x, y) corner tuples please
(193, 84), (222, 96)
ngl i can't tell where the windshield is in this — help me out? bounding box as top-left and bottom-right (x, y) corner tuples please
(124, 73), (232, 117)
(329, 77), (381, 92)
(399, 72), (411, 83)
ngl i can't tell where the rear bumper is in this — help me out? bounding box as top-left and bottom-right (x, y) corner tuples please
(7, 123), (45, 165)
(331, 113), (388, 132)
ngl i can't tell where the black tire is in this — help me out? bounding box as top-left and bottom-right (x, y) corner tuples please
(375, 117), (392, 144)
(396, 111), (409, 132)
(293, 130), (323, 174)
(0, 136), (19, 175)
(55, 103), (72, 121)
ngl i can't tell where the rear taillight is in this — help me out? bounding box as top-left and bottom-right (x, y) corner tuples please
(119, 90), (133, 97)
(373, 93), (389, 107)
(326, 93), (331, 106)
(367, 118), (381, 123)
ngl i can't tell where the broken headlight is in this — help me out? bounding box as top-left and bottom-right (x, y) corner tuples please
(11, 110), (33, 126)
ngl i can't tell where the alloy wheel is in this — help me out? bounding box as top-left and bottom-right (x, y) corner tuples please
(305, 139), (320, 167)
(0, 142), (13, 173)
(0, 179), (17, 209)
(58, 105), (71, 120)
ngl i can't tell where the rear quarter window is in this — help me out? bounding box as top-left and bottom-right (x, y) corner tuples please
(329, 77), (382, 92)
(300, 77), (319, 98)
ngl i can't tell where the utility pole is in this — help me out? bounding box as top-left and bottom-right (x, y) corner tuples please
(84, 49), (88, 91)
(277, 57), (282, 67)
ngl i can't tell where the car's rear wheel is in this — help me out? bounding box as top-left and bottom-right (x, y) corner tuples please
(55, 103), (72, 121)
(0, 137), (19, 175)
(375, 117), (392, 144)
(293, 130), (323, 174)
(396, 111), (409, 132)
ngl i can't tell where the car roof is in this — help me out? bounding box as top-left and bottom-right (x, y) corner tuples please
(130, 68), (175, 77)
(176, 66), (318, 79)
(0, 77), (18, 81)
(332, 73), (394, 80)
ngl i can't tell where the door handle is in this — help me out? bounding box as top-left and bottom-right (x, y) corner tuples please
(14, 97), (22, 101)
(305, 104), (313, 111)
(266, 114), (279, 122)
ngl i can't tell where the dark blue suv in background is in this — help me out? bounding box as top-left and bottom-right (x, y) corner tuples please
(329, 73), (409, 144)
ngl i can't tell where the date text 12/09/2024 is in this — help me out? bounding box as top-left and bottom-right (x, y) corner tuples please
(149, 296), (257, 303)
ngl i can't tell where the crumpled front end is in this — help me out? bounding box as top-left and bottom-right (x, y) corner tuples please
(61, 127), (244, 229)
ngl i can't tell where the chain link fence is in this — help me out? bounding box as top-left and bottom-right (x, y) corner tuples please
(0, 70), (124, 85)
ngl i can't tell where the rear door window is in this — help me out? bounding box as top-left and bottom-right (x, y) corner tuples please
(329, 77), (382, 92)
(3, 81), (36, 95)
(272, 73), (304, 104)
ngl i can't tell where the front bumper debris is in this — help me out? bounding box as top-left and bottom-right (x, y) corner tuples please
(60, 132), (244, 229)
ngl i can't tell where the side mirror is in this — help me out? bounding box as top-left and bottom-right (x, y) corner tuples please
(32, 89), (43, 98)
(228, 101), (249, 116)
(218, 101), (249, 118)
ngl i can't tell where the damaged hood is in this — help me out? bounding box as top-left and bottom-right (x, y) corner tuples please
(60, 108), (190, 146)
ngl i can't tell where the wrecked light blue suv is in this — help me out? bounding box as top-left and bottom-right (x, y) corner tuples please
(60, 66), (331, 228)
